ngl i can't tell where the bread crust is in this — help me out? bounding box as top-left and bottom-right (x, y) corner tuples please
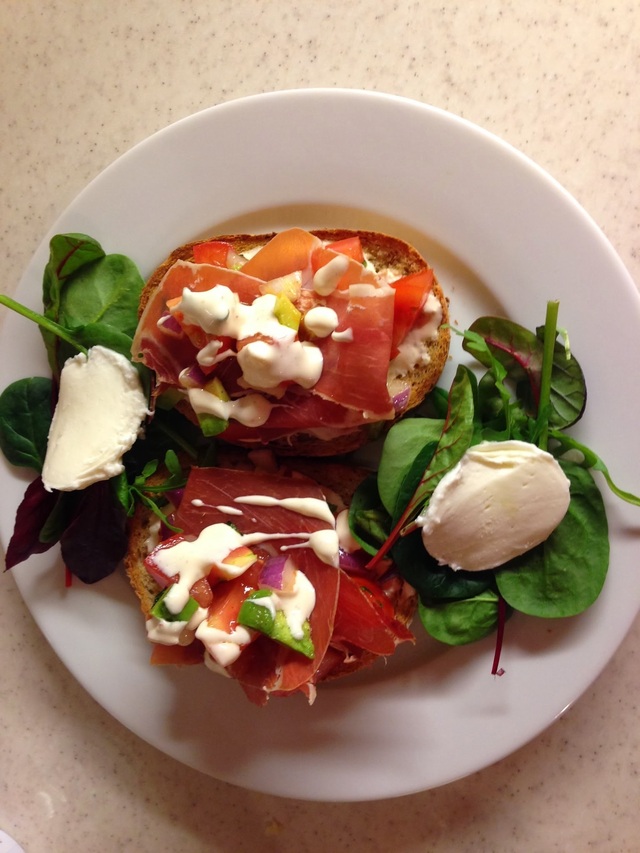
(137, 228), (450, 455)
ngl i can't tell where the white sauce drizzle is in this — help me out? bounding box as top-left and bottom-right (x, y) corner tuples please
(187, 388), (273, 427)
(233, 494), (336, 526)
(388, 291), (443, 379)
(312, 254), (349, 295)
(331, 327), (354, 342)
(303, 306), (339, 338)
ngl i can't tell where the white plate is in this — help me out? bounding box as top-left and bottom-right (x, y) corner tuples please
(1, 89), (639, 802)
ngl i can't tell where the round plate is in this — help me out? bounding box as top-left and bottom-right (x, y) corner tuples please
(1, 89), (639, 801)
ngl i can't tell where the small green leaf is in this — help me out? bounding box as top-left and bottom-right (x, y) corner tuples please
(0, 377), (53, 471)
(418, 589), (501, 645)
(496, 461), (609, 617)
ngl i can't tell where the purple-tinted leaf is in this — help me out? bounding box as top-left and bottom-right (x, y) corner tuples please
(465, 316), (543, 405)
(4, 477), (60, 569)
(60, 480), (128, 584)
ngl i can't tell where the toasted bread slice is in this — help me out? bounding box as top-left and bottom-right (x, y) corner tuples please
(124, 450), (416, 693)
(136, 228), (450, 455)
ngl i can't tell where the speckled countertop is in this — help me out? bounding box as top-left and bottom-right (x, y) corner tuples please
(1, 2), (639, 851)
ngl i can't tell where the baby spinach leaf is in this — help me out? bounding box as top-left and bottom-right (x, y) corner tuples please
(377, 417), (444, 516)
(348, 473), (392, 556)
(399, 365), (475, 526)
(368, 365), (474, 568)
(390, 440), (439, 524)
(418, 588), (502, 646)
(57, 254), (144, 338)
(495, 461), (609, 617)
(0, 377), (53, 471)
(392, 529), (493, 602)
(41, 234), (144, 373)
(56, 322), (137, 364)
(43, 233), (106, 306)
(466, 315), (542, 388)
(42, 234), (106, 371)
(465, 314), (586, 430)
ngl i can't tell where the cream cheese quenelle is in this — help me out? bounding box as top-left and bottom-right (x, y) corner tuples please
(41, 345), (149, 492)
(418, 440), (571, 572)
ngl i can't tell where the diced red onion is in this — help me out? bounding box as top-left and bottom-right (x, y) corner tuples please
(259, 555), (297, 592)
(166, 488), (184, 509)
(392, 386), (411, 413)
(338, 547), (369, 573)
(178, 364), (208, 388)
(157, 313), (183, 336)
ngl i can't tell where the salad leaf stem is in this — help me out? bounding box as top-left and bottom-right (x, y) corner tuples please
(549, 430), (640, 506)
(0, 294), (88, 356)
(536, 300), (559, 451)
(490, 594), (507, 676)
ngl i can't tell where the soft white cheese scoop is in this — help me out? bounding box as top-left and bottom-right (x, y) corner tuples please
(418, 440), (571, 572)
(42, 345), (148, 492)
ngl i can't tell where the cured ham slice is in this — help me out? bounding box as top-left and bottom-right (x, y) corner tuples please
(143, 465), (413, 704)
(313, 285), (396, 417)
(174, 466), (333, 538)
(229, 549), (340, 704)
(332, 571), (414, 655)
(132, 261), (266, 384)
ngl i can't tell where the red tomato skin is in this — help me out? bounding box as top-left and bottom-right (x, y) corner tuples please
(390, 268), (434, 355)
(144, 533), (189, 588)
(326, 236), (365, 264)
(192, 240), (233, 266)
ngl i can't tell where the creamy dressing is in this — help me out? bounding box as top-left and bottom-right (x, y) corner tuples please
(237, 338), (323, 391)
(152, 523), (339, 611)
(188, 388), (273, 427)
(195, 622), (255, 667)
(233, 494), (336, 526)
(282, 529), (339, 567)
(155, 524), (254, 613)
(176, 285), (287, 341)
(145, 604), (208, 645)
(336, 509), (360, 553)
(303, 306), (339, 337)
(196, 339), (235, 368)
(147, 474), (342, 665)
(176, 283), (324, 392)
(331, 327), (354, 343)
(312, 254), (350, 295)
(388, 291), (443, 379)
(276, 570), (316, 640)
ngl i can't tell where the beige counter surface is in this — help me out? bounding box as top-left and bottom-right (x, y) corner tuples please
(1, 2), (639, 851)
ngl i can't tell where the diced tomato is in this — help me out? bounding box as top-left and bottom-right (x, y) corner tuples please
(353, 576), (395, 620)
(189, 577), (214, 608)
(223, 545), (258, 569)
(326, 236), (364, 264)
(192, 240), (234, 266)
(144, 533), (188, 588)
(150, 642), (204, 666)
(390, 268), (434, 356)
(206, 562), (262, 630)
